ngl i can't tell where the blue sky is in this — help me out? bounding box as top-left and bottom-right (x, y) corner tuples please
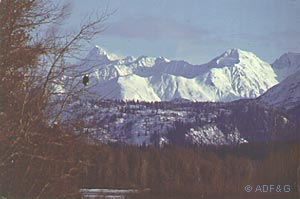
(60, 0), (300, 64)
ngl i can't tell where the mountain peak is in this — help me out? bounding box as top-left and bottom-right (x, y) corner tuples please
(210, 48), (242, 66)
(225, 48), (240, 55)
(224, 48), (257, 58)
(208, 48), (264, 67)
(222, 48), (240, 60)
(94, 45), (108, 55)
(272, 52), (300, 68)
(85, 45), (112, 64)
(272, 51), (300, 81)
(135, 55), (157, 67)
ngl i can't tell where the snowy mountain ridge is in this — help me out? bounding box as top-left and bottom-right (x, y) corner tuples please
(260, 69), (300, 110)
(272, 52), (300, 81)
(259, 52), (300, 110)
(78, 46), (279, 102)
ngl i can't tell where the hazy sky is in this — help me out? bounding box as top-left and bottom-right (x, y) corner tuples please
(59, 0), (300, 64)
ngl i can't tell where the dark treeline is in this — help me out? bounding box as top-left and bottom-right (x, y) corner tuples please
(1, 129), (300, 198)
(81, 141), (300, 198)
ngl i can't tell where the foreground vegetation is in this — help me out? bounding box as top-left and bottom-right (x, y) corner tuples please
(83, 140), (300, 199)
(1, 127), (299, 198)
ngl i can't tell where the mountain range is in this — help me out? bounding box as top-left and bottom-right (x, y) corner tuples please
(77, 46), (284, 102)
(57, 46), (300, 146)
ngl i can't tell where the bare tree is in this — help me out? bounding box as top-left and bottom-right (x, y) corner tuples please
(0, 0), (111, 197)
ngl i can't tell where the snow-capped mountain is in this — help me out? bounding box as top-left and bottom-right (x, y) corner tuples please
(260, 69), (300, 110)
(272, 52), (300, 81)
(78, 46), (278, 102)
(199, 49), (278, 101)
(53, 47), (300, 146)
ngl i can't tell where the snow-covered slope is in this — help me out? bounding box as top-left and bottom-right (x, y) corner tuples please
(63, 98), (297, 146)
(260, 69), (300, 110)
(200, 49), (278, 101)
(78, 46), (278, 102)
(186, 125), (247, 145)
(272, 52), (300, 81)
